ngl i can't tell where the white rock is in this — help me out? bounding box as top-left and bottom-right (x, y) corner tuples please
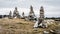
(14, 16), (17, 18)
(44, 31), (49, 34)
(33, 21), (38, 28)
(44, 19), (55, 25)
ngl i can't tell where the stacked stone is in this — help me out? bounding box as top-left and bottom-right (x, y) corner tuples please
(22, 12), (25, 19)
(8, 11), (12, 19)
(40, 6), (44, 20)
(38, 6), (44, 24)
(13, 7), (20, 18)
(28, 5), (35, 21)
(38, 6), (45, 28)
(34, 6), (45, 28)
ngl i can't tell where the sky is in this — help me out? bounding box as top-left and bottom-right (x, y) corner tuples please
(0, 0), (60, 17)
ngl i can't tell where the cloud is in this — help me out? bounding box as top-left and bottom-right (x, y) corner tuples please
(0, 0), (60, 17)
(0, 0), (26, 8)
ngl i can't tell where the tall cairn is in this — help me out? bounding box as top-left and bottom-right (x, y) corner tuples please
(13, 7), (20, 18)
(38, 6), (44, 25)
(40, 6), (44, 20)
(8, 11), (12, 19)
(29, 6), (34, 15)
(28, 5), (35, 20)
(22, 12), (25, 19)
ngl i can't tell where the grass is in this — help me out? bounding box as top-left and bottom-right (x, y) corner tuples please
(0, 18), (60, 34)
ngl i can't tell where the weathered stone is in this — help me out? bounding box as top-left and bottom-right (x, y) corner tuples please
(13, 7), (20, 18)
(34, 6), (45, 28)
(33, 20), (39, 28)
(43, 31), (49, 34)
(39, 6), (44, 23)
(28, 5), (36, 21)
(8, 11), (12, 19)
(21, 12), (25, 19)
(49, 30), (57, 34)
(38, 6), (45, 28)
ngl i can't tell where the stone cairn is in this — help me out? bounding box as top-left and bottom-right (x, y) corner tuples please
(28, 5), (36, 21)
(38, 6), (45, 28)
(8, 11), (12, 19)
(38, 6), (44, 24)
(34, 6), (45, 28)
(13, 7), (20, 18)
(22, 12), (25, 19)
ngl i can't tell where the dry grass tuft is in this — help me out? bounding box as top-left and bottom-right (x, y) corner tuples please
(0, 18), (60, 34)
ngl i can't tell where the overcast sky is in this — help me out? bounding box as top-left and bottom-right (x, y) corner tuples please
(0, 0), (60, 17)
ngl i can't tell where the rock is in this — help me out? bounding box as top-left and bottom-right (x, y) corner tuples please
(8, 11), (12, 19)
(13, 7), (20, 18)
(33, 21), (38, 28)
(50, 30), (56, 34)
(28, 5), (36, 21)
(43, 31), (49, 34)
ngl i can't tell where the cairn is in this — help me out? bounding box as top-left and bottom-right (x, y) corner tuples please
(34, 6), (45, 28)
(8, 11), (12, 19)
(38, 6), (46, 28)
(39, 6), (44, 24)
(28, 5), (36, 21)
(13, 7), (20, 18)
(21, 12), (25, 19)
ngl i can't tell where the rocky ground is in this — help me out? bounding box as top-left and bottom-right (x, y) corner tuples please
(0, 18), (60, 34)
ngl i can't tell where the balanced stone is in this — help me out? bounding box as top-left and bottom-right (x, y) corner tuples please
(13, 7), (20, 18)
(22, 12), (25, 19)
(38, 6), (45, 27)
(28, 5), (36, 21)
(8, 11), (12, 19)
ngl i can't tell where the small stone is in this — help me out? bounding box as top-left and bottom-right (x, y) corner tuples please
(43, 31), (49, 34)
